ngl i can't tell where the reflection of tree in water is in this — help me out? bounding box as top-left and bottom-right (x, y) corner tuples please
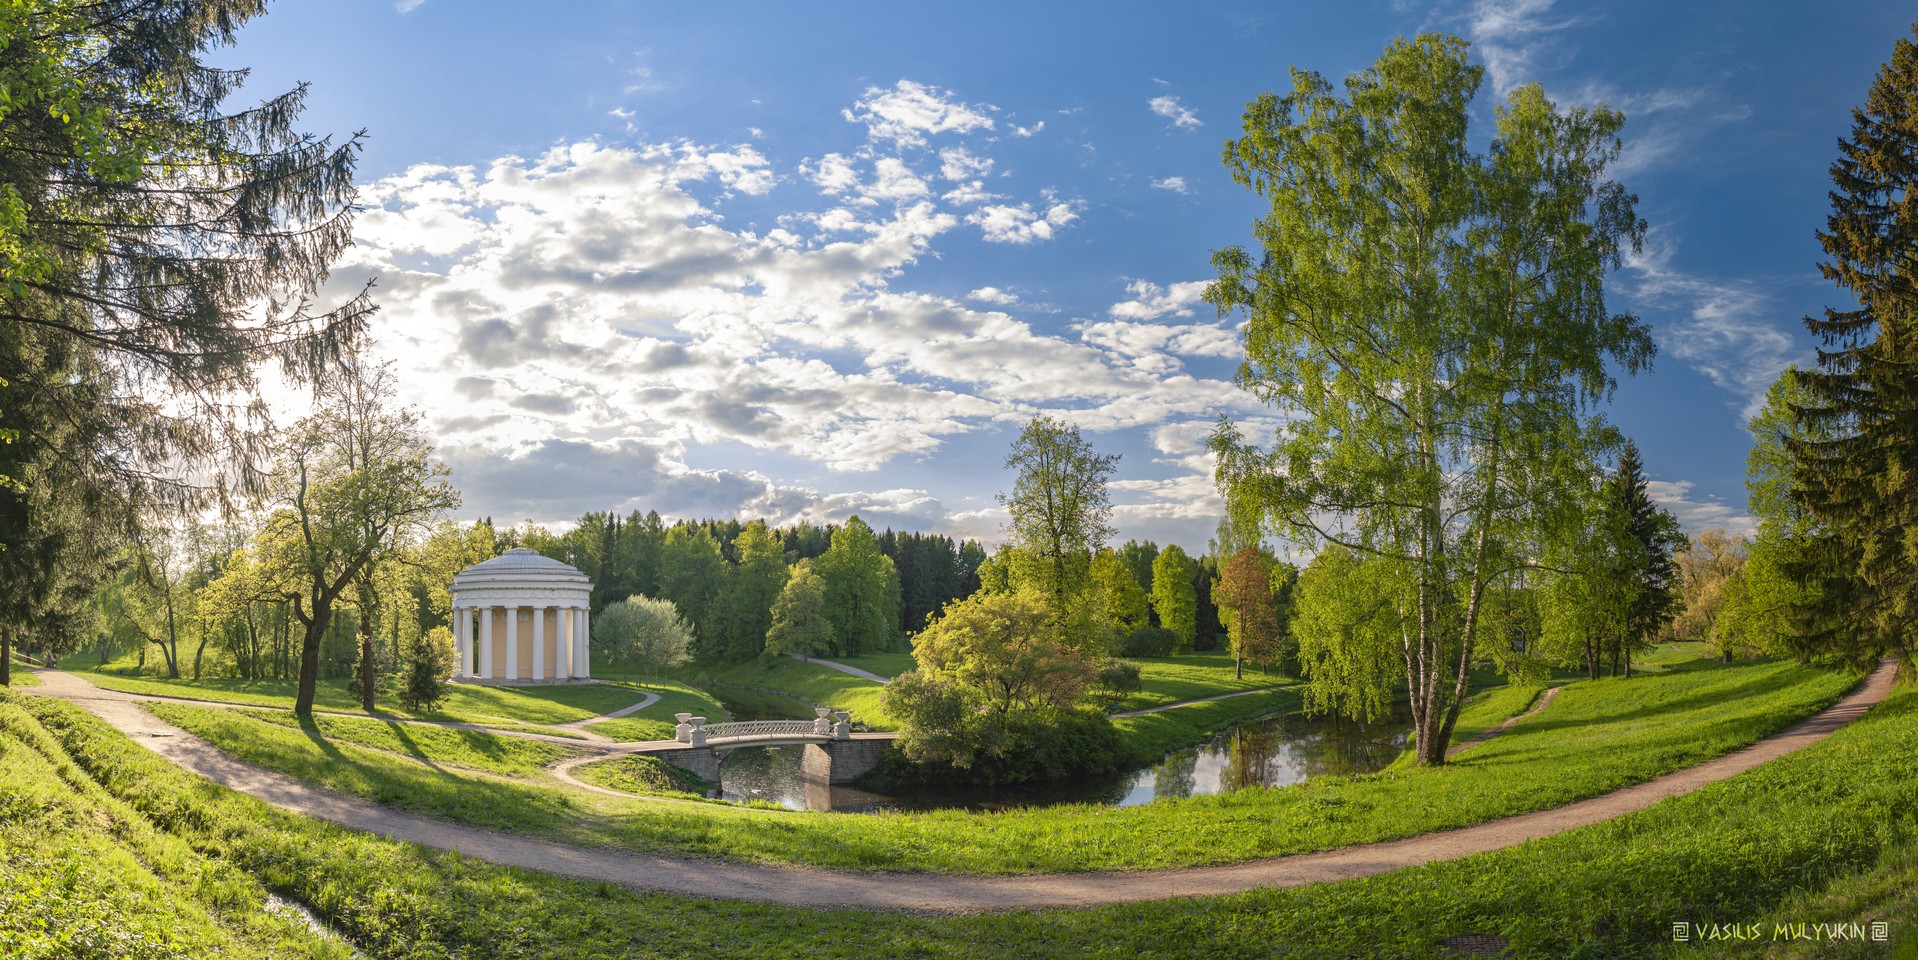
(719, 746), (808, 809)
(1153, 750), (1198, 800)
(1222, 725), (1282, 791)
(1279, 709), (1412, 780)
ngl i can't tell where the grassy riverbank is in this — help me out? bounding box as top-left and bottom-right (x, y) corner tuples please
(5, 665), (1912, 958)
(150, 656), (1859, 874)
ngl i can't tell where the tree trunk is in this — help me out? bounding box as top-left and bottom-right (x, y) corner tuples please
(2, 629), (12, 686)
(356, 571), (378, 713)
(161, 584), (182, 679)
(294, 595), (329, 716)
(192, 616), (209, 680)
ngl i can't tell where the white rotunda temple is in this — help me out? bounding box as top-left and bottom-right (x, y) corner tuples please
(449, 548), (594, 683)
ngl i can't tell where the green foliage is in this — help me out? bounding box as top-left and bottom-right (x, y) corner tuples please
(1291, 545), (1408, 724)
(1090, 660), (1143, 706)
(396, 625), (454, 713)
(886, 589), (1108, 781)
(1788, 24), (1918, 668)
(814, 516), (899, 657)
(1086, 548), (1149, 633)
(593, 595), (694, 677)
(762, 559), (832, 659)
(998, 415), (1119, 614)
(1148, 543), (1198, 653)
(1209, 33), (1651, 764)
(713, 520), (786, 659)
(1121, 623), (1177, 658)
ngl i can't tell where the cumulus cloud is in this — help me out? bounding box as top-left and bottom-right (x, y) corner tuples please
(844, 80), (996, 148)
(966, 200), (1079, 244)
(1151, 176), (1190, 194)
(1149, 95), (1201, 129)
(338, 83), (1242, 545)
(1646, 479), (1755, 540)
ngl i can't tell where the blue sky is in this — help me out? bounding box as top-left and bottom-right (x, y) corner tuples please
(215, 1), (1911, 553)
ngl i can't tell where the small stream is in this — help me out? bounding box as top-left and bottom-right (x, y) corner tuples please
(708, 687), (1411, 813)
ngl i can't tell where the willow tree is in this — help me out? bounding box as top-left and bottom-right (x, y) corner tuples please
(1208, 34), (1651, 765)
(1786, 25), (1918, 669)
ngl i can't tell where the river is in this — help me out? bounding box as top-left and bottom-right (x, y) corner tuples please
(708, 686), (1411, 813)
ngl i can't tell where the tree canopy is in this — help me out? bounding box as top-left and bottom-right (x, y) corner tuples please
(1207, 34), (1650, 764)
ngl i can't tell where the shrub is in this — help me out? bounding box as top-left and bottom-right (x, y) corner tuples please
(397, 627), (455, 713)
(1122, 625), (1177, 657)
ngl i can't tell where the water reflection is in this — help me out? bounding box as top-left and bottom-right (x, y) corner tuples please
(709, 706), (1411, 814)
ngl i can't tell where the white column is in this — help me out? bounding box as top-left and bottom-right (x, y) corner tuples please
(455, 606), (471, 678)
(577, 604), (590, 679)
(506, 605), (521, 680)
(533, 605), (549, 681)
(559, 607), (575, 679)
(478, 606), (494, 680)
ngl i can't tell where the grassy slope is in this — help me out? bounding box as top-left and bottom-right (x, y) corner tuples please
(0, 695), (350, 959)
(683, 657), (894, 728)
(154, 657), (1859, 875)
(212, 707), (584, 777)
(7, 673), (1915, 959)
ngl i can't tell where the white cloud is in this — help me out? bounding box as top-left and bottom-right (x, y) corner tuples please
(1465, 0), (1590, 94)
(968, 286), (1019, 305)
(939, 147), (993, 181)
(1011, 121), (1045, 138)
(844, 80), (996, 148)
(1646, 479), (1755, 540)
(966, 200), (1079, 244)
(1624, 232), (1809, 421)
(396, 0), (425, 12)
(1109, 279), (1210, 321)
(1148, 95), (1201, 129)
(1151, 176), (1190, 194)
(802, 152), (860, 194)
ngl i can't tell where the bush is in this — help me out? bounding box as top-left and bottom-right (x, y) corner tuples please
(1090, 661), (1142, 706)
(1121, 625), (1177, 657)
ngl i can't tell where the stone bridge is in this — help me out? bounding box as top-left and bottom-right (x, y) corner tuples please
(637, 709), (896, 784)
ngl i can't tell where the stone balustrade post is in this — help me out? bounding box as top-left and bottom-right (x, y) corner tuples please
(674, 713), (694, 743)
(832, 711), (851, 740)
(687, 717), (708, 747)
(813, 707), (833, 736)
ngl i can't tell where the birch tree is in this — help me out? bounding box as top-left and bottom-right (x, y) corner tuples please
(1208, 34), (1651, 764)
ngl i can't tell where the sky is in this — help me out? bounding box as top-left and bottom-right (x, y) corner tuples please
(209, 1), (1912, 554)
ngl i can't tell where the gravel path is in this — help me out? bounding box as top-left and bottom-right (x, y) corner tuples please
(21, 661), (1897, 914)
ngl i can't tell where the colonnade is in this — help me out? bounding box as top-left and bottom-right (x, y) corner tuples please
(450, 602), (591, 681)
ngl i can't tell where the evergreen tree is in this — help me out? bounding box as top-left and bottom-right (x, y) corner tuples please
(1602, 440), (1685, 676)
(1787, 25), (1918, 667)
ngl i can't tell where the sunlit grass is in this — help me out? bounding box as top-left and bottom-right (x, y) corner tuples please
(156, 656), (1859, 875)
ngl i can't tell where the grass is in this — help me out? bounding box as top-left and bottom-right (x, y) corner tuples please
(3, 670), (40, 688)
(196, 707), (585, 778)
(1111, 686), (1303, 762)
(1112, 650), (1294, 712)
(570, 754), (717, 799)
(154, 655), (1862, 875)
(0, 693), (352, 958)
(5, 665), (1915, 958)
(78, 665), (724, 736)
(830, 650), (916, 678)
(680, 657), (895, 728)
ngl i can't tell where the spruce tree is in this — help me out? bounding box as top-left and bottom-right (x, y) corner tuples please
(1604, 439), (1684, 676)
(1788, 24), (1918, 667)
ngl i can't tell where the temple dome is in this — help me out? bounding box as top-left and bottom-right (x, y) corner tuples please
(451, 547), (590, 590)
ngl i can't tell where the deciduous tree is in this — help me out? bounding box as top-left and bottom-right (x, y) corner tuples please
(1208, 35), (1651, 764)
(1149, 545), (1198, 653)
(999, 416), (1119, 616)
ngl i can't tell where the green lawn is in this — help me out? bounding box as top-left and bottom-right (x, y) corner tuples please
(153, 656), (1861, 875)
(5, 666), (1913, 959)
(201, 707), (585, 778)
(831, 650), (916, 678)
(78, 665), (723, 734)
(678, 657), (894, 729)
(1113, 650), (1294, 712)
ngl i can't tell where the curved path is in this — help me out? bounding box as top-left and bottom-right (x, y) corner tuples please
(1446, 686), (1562, 760)
(1108, 687), (1280, 719)
(785, 653), (890, 684)
(22, 660), (1897, 913)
